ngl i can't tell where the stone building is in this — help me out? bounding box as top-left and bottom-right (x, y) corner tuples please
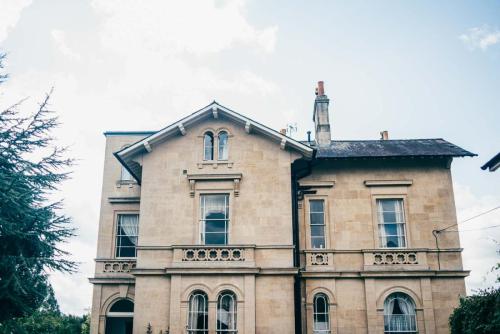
(89, 82), (475, 334)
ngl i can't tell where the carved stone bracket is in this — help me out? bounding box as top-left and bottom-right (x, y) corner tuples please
(187, 173), (243, 197)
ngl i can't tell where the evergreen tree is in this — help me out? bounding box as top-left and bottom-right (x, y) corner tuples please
(0, 53), (76, 322)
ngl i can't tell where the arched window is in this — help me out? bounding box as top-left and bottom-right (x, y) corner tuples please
(106, 299), (134, 334)
(384, 293), (417, 334)
(218, 131), (228, 160)
(217, 291), (237, 333)
(187, 291), (208, 334)
(313, 293), (330, 334)
(203, 132), (214, 161)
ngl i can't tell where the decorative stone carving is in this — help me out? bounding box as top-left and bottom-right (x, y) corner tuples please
(372, 251), (418, 265)
(182, 247), (245, 262)
(310, 252), (329, 265)
(102, 260), (137, 273)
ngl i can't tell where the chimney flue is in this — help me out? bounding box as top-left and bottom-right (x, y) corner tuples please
(280, 128), (287, 135)
(313, 80), (331, 146)
(380, 130), (389, 140)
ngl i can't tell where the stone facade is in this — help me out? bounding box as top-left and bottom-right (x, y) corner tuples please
(90, 95), (469, 334)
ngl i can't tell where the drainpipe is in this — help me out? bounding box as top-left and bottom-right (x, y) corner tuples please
(291, 158), (313, 334)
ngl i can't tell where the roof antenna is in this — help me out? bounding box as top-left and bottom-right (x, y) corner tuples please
(307, 131), (311, 144)
(287, 123), (297, 138)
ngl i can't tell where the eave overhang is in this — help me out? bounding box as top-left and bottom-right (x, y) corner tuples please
(114, 101), (315, 184)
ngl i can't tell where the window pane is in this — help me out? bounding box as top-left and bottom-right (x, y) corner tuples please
(218, 131), (228, 160)
(205, 221), (226, 233)
(201, 195), (229, 245)
(311, 225), (325, 237)
(310, 213), (324, 225)
(385, 236), (400, 248)
(205, 233), (226, 245)
(377, 199), (406, 248)
(121, 166), (132, 181)
(310, 200), (324, 212)
(204, 133), (214, 160)
(382, 223), (398, 236)
(119, 246), (136, 257)
(382, 211), (398, 223)
(311, 237), (326, 249)
(116, 214), (139, 258)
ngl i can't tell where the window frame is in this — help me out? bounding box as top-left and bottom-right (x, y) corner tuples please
(305, 196), (330, 249)
(313, 293), (331, 334)
(217, 131), (229, 161)
(187, 291), (209, 334)
(203, 131), (214, 161)
(114, 212), (140, 258)
(383, 292), (417, 334)
(199, 193), (230, 245)
(216, 291), (237, 334)
(376, 198), (408, 249)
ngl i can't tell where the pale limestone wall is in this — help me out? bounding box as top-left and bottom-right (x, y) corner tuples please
(255, 276), (295, 334)
(431, 278), (466, 333)
(90, 121), (467, 334)
(91, 133), (147, 334)
(137, 118), (297, 250)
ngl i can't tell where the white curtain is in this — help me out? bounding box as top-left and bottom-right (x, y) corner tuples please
(384, 294), (416, 332)
(120, 215), (139, 245)
(202, 195), (227, 217)
(189, 293), (207, 331)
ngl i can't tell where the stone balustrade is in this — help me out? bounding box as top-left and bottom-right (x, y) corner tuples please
(171, 245), (256, 268)
(304, 250), (334, 270)
(182, 247), (245, 262)
(363, 249), (428, 271)
(97, 259), (137, 273)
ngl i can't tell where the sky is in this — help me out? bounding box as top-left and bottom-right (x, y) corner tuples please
(0, 0), (499, 315)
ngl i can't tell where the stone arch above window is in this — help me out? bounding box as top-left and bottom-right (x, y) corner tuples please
(306, 287), (336, 305)
(108, 299), (134, 314)
(376, 287), (422, 310)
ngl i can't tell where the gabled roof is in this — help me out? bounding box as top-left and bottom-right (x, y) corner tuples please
(115, 101), (315, 183)
(304, 139), (476, 159)
(481, 152), (500, 172)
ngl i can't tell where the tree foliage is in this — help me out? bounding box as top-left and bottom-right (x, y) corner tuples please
(449, 287), (500, 334)
(0, 53), (76, 322)
(0, 311), (88, 334)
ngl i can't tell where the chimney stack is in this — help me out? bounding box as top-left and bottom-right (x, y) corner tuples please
(313, 81), (331, 146)
(380, 130), (389, 140)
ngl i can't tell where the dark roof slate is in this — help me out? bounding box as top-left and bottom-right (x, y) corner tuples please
(481, 152), (500, 171)
(304, 138), (476, 159)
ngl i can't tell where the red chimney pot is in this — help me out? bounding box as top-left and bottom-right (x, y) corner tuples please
(317, 81), (325, 96)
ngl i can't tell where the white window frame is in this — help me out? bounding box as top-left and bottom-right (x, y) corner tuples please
(217, 131), (229, 161)
(309, 199), (327, 249)
(216, 291), (237, 334)
(383, 293), (417, 334)
(200, 194), (230, 245)
(313, 293), (330, 334)
(377, 198), (407, 249)
(115, 213), (139, 258)
(203, 132), (214, 161)
(187, 292), (209, 334)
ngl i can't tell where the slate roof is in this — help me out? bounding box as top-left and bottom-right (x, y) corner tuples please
(481, 152), (500, 171)
(303, 139), (476, 159)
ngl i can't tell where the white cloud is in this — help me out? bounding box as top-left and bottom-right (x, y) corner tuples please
(454, 183), (500, 293)
(0, 0), (32, 42)
(91, 0), (277, 55)
(460, 25), (500, 51)
(51, 30), (82, 61)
